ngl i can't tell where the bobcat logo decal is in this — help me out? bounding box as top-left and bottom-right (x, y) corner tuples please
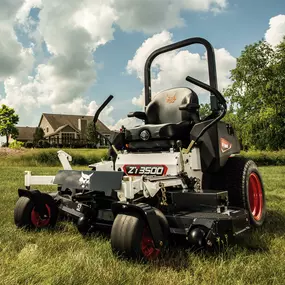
(166, 93), (177, 103)
(220, 138), (232, 153)
(79, 172), (94, 189)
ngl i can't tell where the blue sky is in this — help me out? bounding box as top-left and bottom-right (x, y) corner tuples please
(0, 0), (285, 135)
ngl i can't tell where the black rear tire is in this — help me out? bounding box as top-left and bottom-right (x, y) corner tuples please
(204, 156), (266, 227)
(14, 194), (58, 229)
(111, 212), (165, 260)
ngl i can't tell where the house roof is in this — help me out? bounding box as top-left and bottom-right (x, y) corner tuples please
(16, 127), (37, 141)
(39, 113), (112, 134)
(45, 124), (79, 137)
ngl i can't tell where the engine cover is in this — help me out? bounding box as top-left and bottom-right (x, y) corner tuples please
(115, 152), (179, 176)
(115, 149), (201, 178)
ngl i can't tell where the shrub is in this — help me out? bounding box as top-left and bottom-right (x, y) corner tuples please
(241, 150), (285, 166)
(42, 141), (50, 148)
(25, 141), (34, 148)
(36, 140), (50, 148)
(37, 140), (44, 148)
(36, 151), (59, 165)
(9, 140), (24, 149)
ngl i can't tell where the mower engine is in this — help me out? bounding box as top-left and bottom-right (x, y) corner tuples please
(91, 147), (203, 201)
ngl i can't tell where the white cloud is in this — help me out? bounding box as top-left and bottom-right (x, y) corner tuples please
(0, 0), (24, 24)
(181, 0), (227, 11)
(0, 0), (229, 128)
(16, 0), (42, 24)
(214, 48), (237, 90)
(131, 93), (145, 107)
(127, 30), (173, 80)
(127, 31), (236, 107)
(0, 0), (35, 81)
(1, 0), (117, 124)
(0, 29), (35, 81)
(112, 0), (227, 33)
(265, 14), (285, 47)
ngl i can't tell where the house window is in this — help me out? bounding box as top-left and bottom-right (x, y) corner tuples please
(46, 127), (49, 133)
(62, 133), (75, 144)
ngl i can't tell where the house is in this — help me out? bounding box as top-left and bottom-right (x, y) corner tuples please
(10, 126), (37, 143)
(38, 113), (113, 147)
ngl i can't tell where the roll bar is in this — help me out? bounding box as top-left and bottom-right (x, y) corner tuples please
(144, 37), (220, 111)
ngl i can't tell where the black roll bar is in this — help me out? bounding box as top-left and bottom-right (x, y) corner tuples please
(144, 37), (219, 111)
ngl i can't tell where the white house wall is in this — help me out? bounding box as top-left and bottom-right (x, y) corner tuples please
(39, 116), (54, 137)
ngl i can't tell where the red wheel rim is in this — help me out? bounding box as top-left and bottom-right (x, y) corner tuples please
(31, 205), (51, 228)
(248, 173), (263, 221)
(141, 227), (160, 260)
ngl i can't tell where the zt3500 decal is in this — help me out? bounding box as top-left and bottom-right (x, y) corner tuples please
(123, 165), (168, 176)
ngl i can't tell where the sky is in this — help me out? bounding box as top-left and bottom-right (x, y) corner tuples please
(0, 0), (285, 138)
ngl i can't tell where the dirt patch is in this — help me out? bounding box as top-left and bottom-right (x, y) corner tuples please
(0, 147), (26, 157)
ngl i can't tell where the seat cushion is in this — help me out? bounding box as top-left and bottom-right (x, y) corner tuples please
(146, 87), (199, 124)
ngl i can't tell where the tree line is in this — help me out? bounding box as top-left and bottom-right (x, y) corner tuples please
(223, 38), (285, 150)
(199, 38), (285, 151)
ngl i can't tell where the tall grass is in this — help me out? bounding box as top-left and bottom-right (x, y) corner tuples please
(1, 148), (285, 167)
(0, 148), (109, 167)
(240, 149), (285, 166)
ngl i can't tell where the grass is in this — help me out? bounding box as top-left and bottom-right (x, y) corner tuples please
(0, 158), (285, 284)
(0, 148), (109, 167)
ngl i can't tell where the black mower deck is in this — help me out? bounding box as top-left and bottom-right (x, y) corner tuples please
(50, 188), (250, 247)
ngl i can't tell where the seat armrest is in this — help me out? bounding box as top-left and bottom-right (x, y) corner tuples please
(179, 103), (200, 111)
(127, 111), (147, 121)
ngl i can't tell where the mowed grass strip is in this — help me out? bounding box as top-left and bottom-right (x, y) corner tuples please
(0, 164), (284, 284)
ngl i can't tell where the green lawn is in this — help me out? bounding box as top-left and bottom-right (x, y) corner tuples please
(0, 164), (285, 285)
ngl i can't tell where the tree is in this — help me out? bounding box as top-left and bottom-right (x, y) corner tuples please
(199, 103), (211, 120)
(33, 127), (45, 144)
(0, 104), (19, 146)
(86, 121), (98, 145)
(224, 38), (285, 150)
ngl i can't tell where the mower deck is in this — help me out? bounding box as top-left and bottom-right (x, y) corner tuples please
(49, 188), (250, 247)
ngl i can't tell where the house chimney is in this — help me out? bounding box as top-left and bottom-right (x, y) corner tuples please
(78, 118), (87, 138)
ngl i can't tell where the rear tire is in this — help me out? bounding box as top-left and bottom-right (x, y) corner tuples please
(14, 194), (58, 229)
(204, 156), (266, 227)
(111, 212), (164, 260)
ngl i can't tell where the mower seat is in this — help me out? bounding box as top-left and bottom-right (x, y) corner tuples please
(125, 87), (200, 149)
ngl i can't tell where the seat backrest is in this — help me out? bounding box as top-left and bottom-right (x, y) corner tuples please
(146, 87), (199, 124)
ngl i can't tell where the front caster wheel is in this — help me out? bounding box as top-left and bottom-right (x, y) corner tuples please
(111, 212), (163, 260)
(14, 194), (58, 229)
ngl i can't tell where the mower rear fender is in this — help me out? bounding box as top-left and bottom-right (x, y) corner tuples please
(18, 189), (53, 218)
(112, 202), (168, 249)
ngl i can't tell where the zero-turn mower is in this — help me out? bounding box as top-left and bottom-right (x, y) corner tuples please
(14, 37), (266, 260)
